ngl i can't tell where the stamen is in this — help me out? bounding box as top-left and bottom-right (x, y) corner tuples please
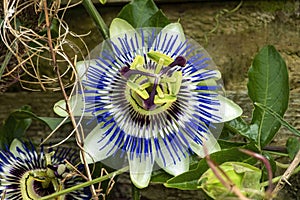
(122, 52), (185, 112)
(130, 55), (144, 69)
(127, 80), (150, 99)
(154, 94), (177, 104)
(147, 50), (174, 66)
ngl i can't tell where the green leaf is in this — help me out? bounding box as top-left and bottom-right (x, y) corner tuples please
(218, 140), (247, 149)
(151, 171), (173, 183)
(11, 108), (67, 131)
(0, 106), (32, 149)
(254, 102), (300, 137)
(141, 10), (170, 28)
(224, 117), (258, 143)
(247, 45), (289, 148)
(164, 145), (258, 190)
(151, 155), (199, 183)
(117, 0), (170, 28)
(286, 137), (300, 159)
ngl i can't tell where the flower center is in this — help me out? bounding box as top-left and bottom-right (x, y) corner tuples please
(121, 51), (186, 115)
(20, 161), (69, 199)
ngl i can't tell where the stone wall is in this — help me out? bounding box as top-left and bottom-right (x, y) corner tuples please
(1, 0), (299, 138)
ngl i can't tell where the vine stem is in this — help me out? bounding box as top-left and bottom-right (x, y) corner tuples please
(40, 166), (129, 200)
(273, 150), (300, 194)
(42, 0), (97, 198)
(239, 149), (273, 193)
(261, 165), (300, 187)
(82, 0), (109, 40)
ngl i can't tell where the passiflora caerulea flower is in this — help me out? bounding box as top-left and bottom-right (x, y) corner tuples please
(55, 18), (242, 188)
(0, 139), (91, 199)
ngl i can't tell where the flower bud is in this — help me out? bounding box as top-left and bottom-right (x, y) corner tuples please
(198, 162), (262, 199)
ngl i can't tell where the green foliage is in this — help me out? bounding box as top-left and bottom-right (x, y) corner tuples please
(0, 106), (67, 149)
(224, 117), (258, 143)
(198, 162), (262, 199)
(248, 45), (289, 148)
(163, 145), (257, 190)
(286, 137), (300, 159)
(9, 106), (67, 130)
(0, 106), (32, 149)
(117, 0), (170, 28)
(255, 102), (300, 137)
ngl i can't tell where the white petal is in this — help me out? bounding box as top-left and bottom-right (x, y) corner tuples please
(53, 59), (99, 118)
(109, 18), (142, 62)
(109, 18), (135, 39)
(9, 139), (24, 156)
(188, 132), (221, 158)
(128, 152), (154, 188)
(53, 93), (92, 117)
(83, 123), (118, 163)
(218, 95), (243, 122)
(75, 60), (98, 81)
(156, 153), (189, 176)
(160, 22), (185, 42)
(195, 94), (242, 123)
(153, 22), (185, 56)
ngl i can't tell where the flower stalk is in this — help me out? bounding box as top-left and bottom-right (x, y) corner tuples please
(40, 166), (129, 200)
(82, 0), (109, 40)
(132, 183), (141, 200)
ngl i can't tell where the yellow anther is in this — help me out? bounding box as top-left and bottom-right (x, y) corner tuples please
(130, 55), (144, 69)
(147, 50), (174, 66)
(156, 85), (165, 98)
(154, 94), (177, 104)
(140, 82), (151, 90)
(136, 64), (147, 72)
(127, 80), (150, 99)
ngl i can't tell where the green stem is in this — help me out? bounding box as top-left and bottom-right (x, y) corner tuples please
(260, 165), (300, 187)
(275, 161), (290, 169)
(40, 166), (129, 200)
(82, 0), (109, 40)
(132, 183), (141, 200)
(263, 150), (288, 157)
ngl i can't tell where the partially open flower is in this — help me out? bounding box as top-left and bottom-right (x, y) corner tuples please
(0, 139), (91, 199)
(198, 162), (262, 199)
(55, 19), (242, 188)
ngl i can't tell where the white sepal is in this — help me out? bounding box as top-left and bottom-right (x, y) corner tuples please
(128, 152), (154, 189)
